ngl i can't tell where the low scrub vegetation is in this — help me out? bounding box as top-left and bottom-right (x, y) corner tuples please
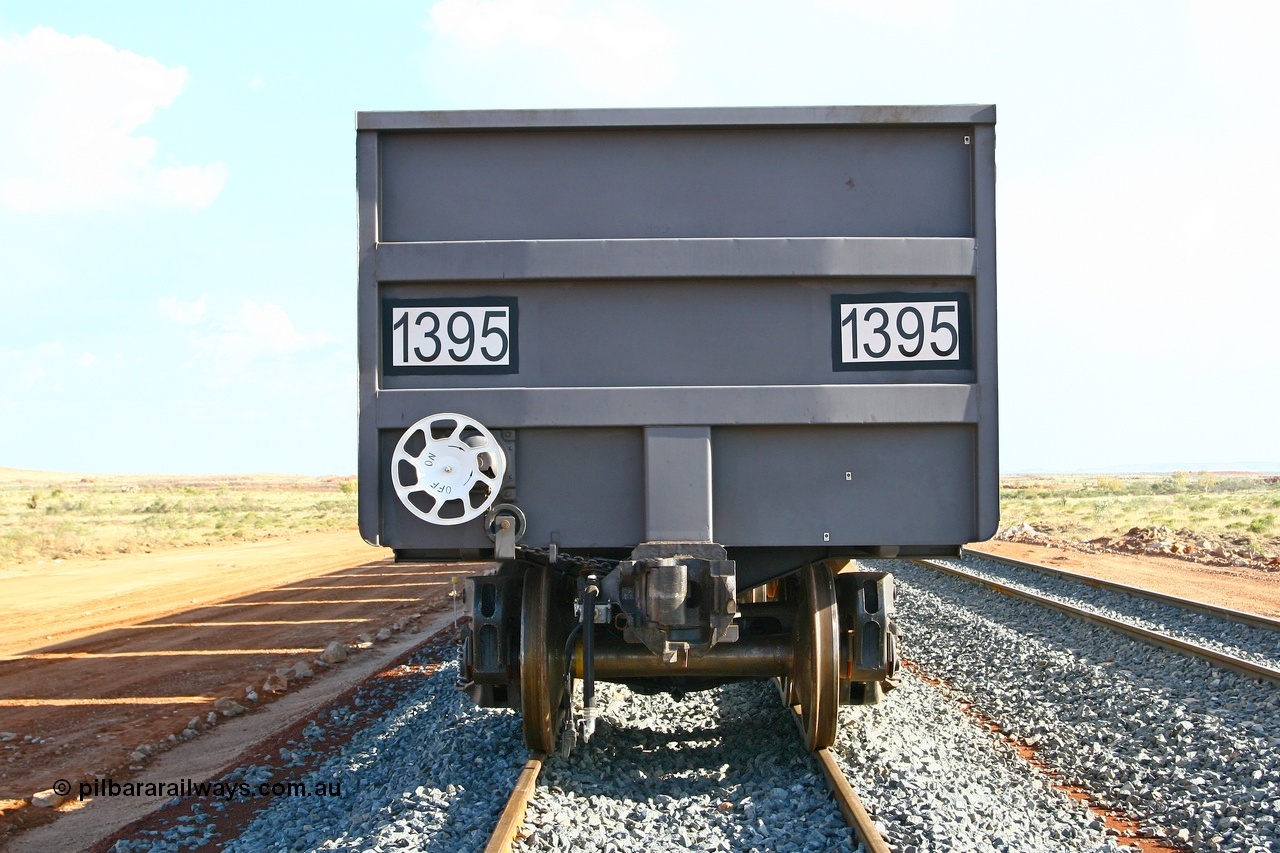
(6, 468), (1278, 567)
(1000, 472), (1280, 556)
(0, 470), (358, 567)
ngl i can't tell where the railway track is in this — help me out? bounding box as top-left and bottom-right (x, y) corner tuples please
(483, 711), (891, 853)
(891, 556), (1280, 851)
(963, 546), (1280, 633)
(475, 678), (875, 851)
(85, 585), (1191, 852)
(470, 664), (1155, 852)
(484, 752), (544, 853)
(801, 729), (891, 853)
(87, 551), (1280, 852)
(914, 555), (1280, 686)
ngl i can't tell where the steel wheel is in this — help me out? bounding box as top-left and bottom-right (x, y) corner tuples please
(520, 563), (566, 752)
(792, 561), (840, 750)
(775, 674), (799, 708)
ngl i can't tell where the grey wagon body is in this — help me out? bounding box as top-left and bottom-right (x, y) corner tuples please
(356, 105), (998, 589)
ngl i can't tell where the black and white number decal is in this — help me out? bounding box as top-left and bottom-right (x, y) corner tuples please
(831, 292), (972, 372)
(384, 297), (518, 375)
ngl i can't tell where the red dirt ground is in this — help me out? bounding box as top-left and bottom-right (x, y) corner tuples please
(0, 530), (474, 846)
(972, 539), (1280, 618)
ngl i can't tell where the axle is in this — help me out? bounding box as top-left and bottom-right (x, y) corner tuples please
(571, 634), (793, 679)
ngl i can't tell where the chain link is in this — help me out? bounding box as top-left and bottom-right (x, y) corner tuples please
(517, 544), (617, 574)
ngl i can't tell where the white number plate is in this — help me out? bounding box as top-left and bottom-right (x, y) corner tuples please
(832, 292), (972, 371)
(384, 298), (518, 374)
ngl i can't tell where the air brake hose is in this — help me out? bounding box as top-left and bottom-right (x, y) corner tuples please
(581, 575), (599, 742)
(560, 621), (582, 753)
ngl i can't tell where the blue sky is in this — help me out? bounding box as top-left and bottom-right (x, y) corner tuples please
(1, 0), (1277, 475)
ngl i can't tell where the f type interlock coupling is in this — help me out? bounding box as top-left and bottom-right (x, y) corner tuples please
(601, 547), (739, 662)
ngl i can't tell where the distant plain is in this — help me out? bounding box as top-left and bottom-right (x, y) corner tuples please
(999, 472), (1280, 558)
(2, 469), (1278, 568)
(0, 469), (357, 567)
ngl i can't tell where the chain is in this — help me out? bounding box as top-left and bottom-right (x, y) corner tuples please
(517, 544), (618, 574)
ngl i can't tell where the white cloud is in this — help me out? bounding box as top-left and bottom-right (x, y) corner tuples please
(0, 26), (228, 214)
(809, 0), (955, 24)
(77, 352), (99, 368)
(17, 364), (46, 387)
(224, 300), (336, 355)
(0, 340), (64, 388)
(157, 294), (208, 325)
(428, 0), (677, 94)
(192, 300), (338, 386)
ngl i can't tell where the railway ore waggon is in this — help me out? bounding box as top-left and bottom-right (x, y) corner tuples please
(356, 105), (998, 754)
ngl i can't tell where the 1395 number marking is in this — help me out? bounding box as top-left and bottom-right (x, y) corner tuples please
(384, 298), (518, 374)
(832, 292), (971, 372)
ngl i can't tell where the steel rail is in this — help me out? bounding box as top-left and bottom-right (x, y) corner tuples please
(489, 727), (889, 853)
(915, 559), (1280, 687)
(791, 706), (891, 853)
(484, 751), (546, 853)
(963, 546), (1280, 633)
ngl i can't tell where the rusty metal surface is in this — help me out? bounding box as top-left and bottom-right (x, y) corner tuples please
(570, 635), (792, 679)
(814, 747), (892, 853)
(520, 565), (565, 753)
(789, 707), (891, 853)
(794, 562), (840, 750)
(483, 751), (545, 853)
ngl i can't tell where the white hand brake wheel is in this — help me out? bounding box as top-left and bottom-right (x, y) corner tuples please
(391, 413), (506, 525)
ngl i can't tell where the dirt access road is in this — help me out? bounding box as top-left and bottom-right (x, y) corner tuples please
(0, 530), (474, 846)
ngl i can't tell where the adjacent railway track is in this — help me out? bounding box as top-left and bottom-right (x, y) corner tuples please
(914, 557), (1280, 687)
(963, 546), (1280, 633)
